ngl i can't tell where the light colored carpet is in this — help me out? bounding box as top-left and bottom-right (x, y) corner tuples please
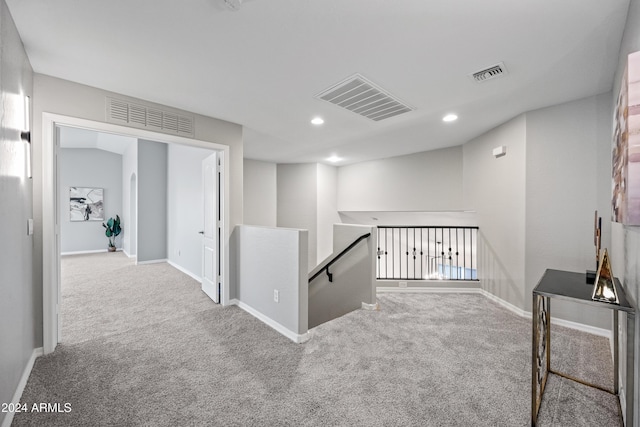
(12, 253), (621, 426)
(59, 253), (215, 345)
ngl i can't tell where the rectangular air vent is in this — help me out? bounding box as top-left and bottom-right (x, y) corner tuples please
(315, 74), (413, 121)
(106, 97), (195, 137)
(469, 62), (508, 83)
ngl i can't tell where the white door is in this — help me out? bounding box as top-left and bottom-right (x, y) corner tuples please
(201, 153), (219, 303)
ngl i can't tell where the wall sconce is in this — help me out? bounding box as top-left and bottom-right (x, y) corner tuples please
(21, 95), (31, 178)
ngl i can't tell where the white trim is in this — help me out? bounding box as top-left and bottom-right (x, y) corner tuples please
(480, 289), (530, 318)
(361, 301), (379, 311)
(377, 287), (483, 294)
(550, 316), (612, 338)
(479, 290), (611, 337)
(167, 260), (202, 282)
(376, 279), (480, 285)
(122, 249), (136, 258)
(1, 348), (44, 427)
(230, 299), (310, 344)
(377, 287), (612, 339)
(136, 258), (168, 265)
(42, 112), (231, 355)
(60, 248), (122, 256)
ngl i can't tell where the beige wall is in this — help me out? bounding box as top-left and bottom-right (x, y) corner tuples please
(337, 146), (464, 212)
(525, 93), (613, 328)
(463, 115), (527, 309)
(277, 163), (318, 268)
(316, 163), (341, 264)
(0, 0), (34, 424)
(243, 158), (277, 227)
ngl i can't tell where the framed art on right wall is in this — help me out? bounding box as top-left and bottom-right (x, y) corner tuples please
(613, 50), (640, 225)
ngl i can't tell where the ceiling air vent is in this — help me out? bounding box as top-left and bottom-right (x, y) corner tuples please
(106, 97), (195, 138)
(315, 74), (413, 121)
(470, 62), (508, 83)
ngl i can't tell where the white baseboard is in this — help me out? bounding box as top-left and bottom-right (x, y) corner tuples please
(136, 258), (168, 265)
(230, 299), (310, 344)
(480, 290), (530, 318)
(61, 248), (122, 256)
(480, 290), (611, 337)
(362, 301), (379, 310)
(377, 287), (612, 339)
(167, 260), (202, 282)
(377, 287), (483, 294)
(122, 249), (136, 258)
(550, 316), (612, 338)
(2, 347), (44, 427)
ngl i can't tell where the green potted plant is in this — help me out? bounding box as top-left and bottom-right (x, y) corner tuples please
(102, 215), (122, 252)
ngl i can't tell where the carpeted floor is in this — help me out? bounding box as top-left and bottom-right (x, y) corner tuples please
(11, 253), (621, 426)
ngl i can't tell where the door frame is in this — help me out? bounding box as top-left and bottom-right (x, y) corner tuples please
(42, 112), (230, 354)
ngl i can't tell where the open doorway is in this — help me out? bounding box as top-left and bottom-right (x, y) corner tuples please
(43, 114), (229, 353)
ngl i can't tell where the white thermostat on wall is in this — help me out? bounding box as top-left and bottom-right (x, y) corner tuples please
(492, 145), (507, 158)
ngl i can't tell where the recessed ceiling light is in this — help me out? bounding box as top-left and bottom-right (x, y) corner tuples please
(442, 114), (458, 122)
(326, 155), (342, 163)
(311, 117), (324, 125)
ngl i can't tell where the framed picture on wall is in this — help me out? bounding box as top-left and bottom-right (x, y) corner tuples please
(70, 187), (104, 221)
(612, 50), (640, 225)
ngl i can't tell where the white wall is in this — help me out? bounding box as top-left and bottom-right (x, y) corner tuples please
(122, 140), (138, 256)
(235, 225), (308, 341)
(611, 0), (640, 422)
(137, 140), (168, 262)
(525, 93), (613, 329)
(337, 146), (464, 211)
(461, 100), (614, 331)
(59, 148), (123, 253)
(167, 144), (216, 278)
(277, 163), (318, 268)
(316, 163), (341, 263)
(276, 163), (341, 268)
(0, 1), (34, 424)
(243, 158), (277, 227)
(463, 115), (527, 309)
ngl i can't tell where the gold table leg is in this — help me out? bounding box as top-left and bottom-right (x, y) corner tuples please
(532, 294), (550, 426)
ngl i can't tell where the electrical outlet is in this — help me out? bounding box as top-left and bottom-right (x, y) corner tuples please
(399, 281), (407, 288)
(274, 289), (279, 303)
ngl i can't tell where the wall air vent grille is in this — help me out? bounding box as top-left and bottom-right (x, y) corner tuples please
(315, 74), (413, 121)
(470, 62), (508, 83)
(106, 97), (195, 137)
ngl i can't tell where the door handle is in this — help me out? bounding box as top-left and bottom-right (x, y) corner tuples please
(198, 231), (205, 235)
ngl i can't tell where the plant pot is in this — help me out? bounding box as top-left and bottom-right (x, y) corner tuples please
(108, 246), (116, 253)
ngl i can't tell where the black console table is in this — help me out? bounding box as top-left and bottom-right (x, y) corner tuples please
(531, 269), (635, 426)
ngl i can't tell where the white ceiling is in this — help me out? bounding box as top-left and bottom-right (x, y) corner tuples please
(6, 0), (631, 165)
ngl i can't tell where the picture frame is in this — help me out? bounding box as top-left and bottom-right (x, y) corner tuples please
(612, 50), (640, 225)
(69, 187), (104, 221)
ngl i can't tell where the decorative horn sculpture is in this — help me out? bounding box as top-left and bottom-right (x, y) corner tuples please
(586, 210), (602, 284)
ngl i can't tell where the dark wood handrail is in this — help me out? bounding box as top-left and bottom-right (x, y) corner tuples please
(309, 233), (371, 284)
